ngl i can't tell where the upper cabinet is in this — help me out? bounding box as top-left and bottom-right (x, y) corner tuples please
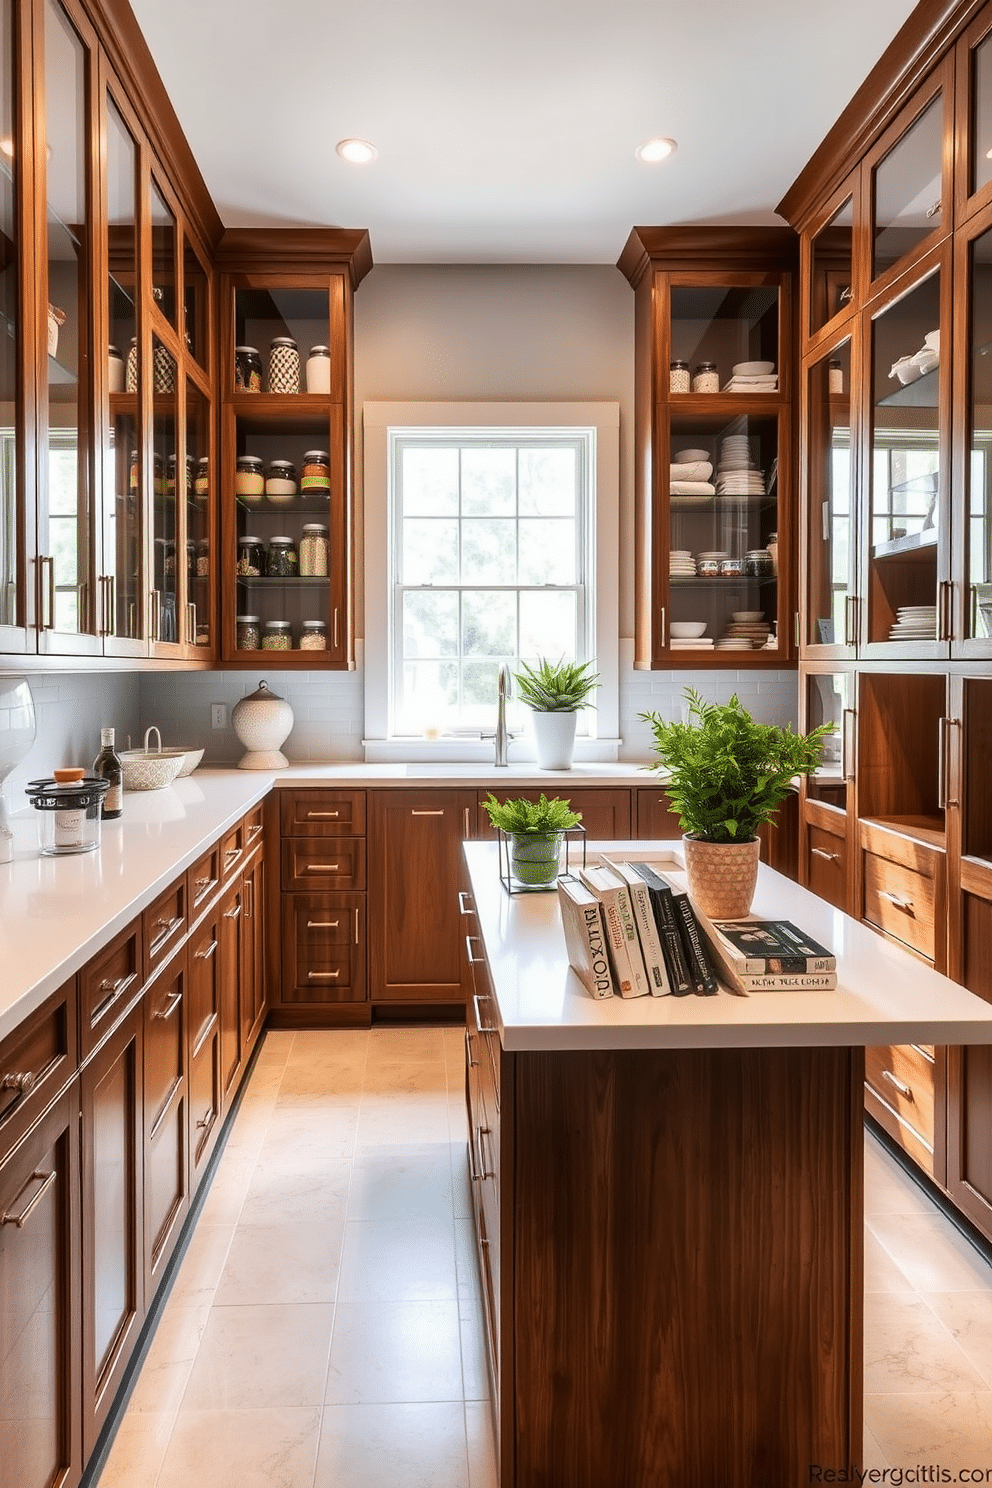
(618, 227), (798, 669)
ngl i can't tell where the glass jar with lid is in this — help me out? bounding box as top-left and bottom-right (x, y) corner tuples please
(669, 359), (690, 393)
(692, 361), (719, 393)
(266, 536), (298, 579)
(301, 450), (331, 494)
(299, 523), (329, 577)
(237, 536), (264, 576)
(300, 619), (328, 650)
(195, 455), (210, 499)
(236, 614), (261, 650)
(306, 345), (332, 394)
(235, 454), (265, 504)
(196, 538), (210, 577)
(262, 619), (293, 651)
(265, 460), (298, 503)
(235, 346), (263, 393)
(268, 337), (301, 394)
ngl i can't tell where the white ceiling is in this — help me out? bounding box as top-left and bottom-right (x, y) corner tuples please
(129, 0), (920, 264)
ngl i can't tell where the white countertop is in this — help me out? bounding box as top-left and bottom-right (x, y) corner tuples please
(463, 841), (992, 1052)
(272, 761), (662, 787)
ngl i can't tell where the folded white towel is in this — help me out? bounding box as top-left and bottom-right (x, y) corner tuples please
(670, 480), (716, 495)
(669, 461), (713, 482)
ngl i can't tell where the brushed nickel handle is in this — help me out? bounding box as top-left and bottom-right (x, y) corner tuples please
(1, 1169), (57, 1227)
(926, 198), (941, 219)
(794, 610), (801, 647)
(465, 1028), (478, 1069)
(153, 991), (183, 1021)
(194, 875), (214, 891)
(842, 707), (856, 783)
(412, 810), (444, 816)
(465, 935), (484, 966)
(195, 1111), (212, 1129)
(39, 554), (55, 630)
(333, 607), (339, 649)
(473, 992), (496, 1034)
(92, 972), (137, 1023)
(844, 594), (858, 648)
(307, 970), (341, 981)
(108, 575), (116, 636)
(224, 847), (242, 868)
(466, 1134), (480, 1182)
(224, 902), (242, 921)
(306, 919), (340, 929)
(881, 1068), (913, 1100)
(306, 862), (340, 872)
(811, 847), (840, 864)
(152, 914), (184, 948)
(150, 588), (161, 642)
(464, 807), (470, 837)
(195, 938), (219, 960)
(477, 1125), (495, 1181)
(306, 810), (340, 819)
(659, 606), (665, 647)
(938, 716), (947, 811)
(1, 1072), (35, 1094)
(187, 601), (197, 644)
(354, 908), (360, 945)
(244, 879), (253, 919)
(98, 575), (110, 636)
(458, 891), (474, 916)
(879, 891), (915, 915)
(246, 822), (263, 841)
(938, 580), (953, 642)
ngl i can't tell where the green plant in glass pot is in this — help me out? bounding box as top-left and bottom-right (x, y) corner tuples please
(481, 793), (582, 888)
(513, 657), (599, 770)
(640, 689), (833, 918)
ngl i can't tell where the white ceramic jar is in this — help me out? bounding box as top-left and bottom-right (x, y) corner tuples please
(232, 680), (294, 770)
(108, 345), (125, 393)
(306, 345), (332, 394)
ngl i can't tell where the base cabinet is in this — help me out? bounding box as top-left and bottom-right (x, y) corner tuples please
(143, 953), (189, 1298)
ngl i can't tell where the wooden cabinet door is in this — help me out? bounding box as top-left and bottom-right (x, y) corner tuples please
(369, 790), (476, 1003)
(143, 952), (188, 1298)
(219, 877), (245, 1103)
(0, 1087), (82, 1488)
(634, 785), (682, 841)
(476, 787), (632, 842)
(947, 886), (992, 1240)
(241, 850), (266, 1053)
(188, 905), (222, 1188)
(80, 999), (143, 1455)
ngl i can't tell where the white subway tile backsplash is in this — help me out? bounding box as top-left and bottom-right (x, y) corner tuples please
(0, 670), (140, 806)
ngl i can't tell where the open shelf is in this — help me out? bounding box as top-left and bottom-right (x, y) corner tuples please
(872, 528), (938, 561)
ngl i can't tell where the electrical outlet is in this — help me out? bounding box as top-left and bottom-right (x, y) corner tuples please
(211, 703), (227, 730)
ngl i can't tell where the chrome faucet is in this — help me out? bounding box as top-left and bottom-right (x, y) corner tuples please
(483, 662), (514, 766)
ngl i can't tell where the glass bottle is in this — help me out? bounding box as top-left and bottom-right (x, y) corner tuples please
(92, 727), (123, 819)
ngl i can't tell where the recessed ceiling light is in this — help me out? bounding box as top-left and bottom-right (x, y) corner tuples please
(635, 137), (677, 164)
(336, 138), (377, 165)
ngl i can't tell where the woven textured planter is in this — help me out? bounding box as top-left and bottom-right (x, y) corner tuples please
(682, 834), (761, 920)
(510, 830), (564, 886)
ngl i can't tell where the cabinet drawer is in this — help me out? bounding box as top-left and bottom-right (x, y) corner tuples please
(281, 894), (367, 1003)
(281, 836), (366, 891)
(0, 980), (78, 1152)
(806, 824), (847, 912)
(143, 877), (187, 978)
(863, 852), (937, 961)
(219, 823), (245, 881)
(866, 1042), (935, 1153)
(243, 804), (265, 855)
(79, 920), (141, 1056)
(188, 843), (221, 922)
(280, 789), (366, 837)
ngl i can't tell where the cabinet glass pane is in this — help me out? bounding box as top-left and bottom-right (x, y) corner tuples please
(810, 198), (853, 336)
(233, 287), (328, 395)
(45, 0), (91, 637)
(873, 96), (943, 280)
(972, 34), (992, 198)
(669, 285), (779, 393)
(104, 99), (140, 640)
(963, 679), (992, 861)
(186, 380), (210, 647)
(152, 337), (178, 642)
(667, 413), (779, 652)
(966, 227), (992, 641)
(183, 238), (208, 368)
(150, 179), (176, 329)
(806, 673), (851, 811)
(805, 340), (852, 646)
(0, 0), (18, 628)
(868, 272), (941, 642)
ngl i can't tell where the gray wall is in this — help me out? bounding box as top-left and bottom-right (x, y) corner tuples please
(0, 670), (140, 804)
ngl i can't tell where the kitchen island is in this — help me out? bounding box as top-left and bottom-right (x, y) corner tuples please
(461, 842), (992, 1487)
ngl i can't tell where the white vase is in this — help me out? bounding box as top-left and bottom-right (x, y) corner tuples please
(531, 711), (577, 770)
(232, 681), (294, 770)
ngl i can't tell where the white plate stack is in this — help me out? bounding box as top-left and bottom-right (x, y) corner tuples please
(715, 434), (766, 497)
(719, 618), (772, 648)
(670, 549), (696, 578)
(888, 605), (937, 640)
(721, 360), (778, 392)
(671, 637), (714, 649)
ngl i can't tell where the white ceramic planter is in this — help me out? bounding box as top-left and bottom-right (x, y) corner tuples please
(531, 711), (577, 770)
(232, 680), (294, 770)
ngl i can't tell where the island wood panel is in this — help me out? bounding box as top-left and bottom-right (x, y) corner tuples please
(947, 887), (992, 1233)
(506, 1044), (863, 1488)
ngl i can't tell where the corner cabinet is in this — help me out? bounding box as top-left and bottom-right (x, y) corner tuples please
(216, 230), (372, 668)
(618, 227), (798, 668)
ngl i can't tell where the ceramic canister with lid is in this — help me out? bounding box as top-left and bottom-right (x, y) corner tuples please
(232, 680), (294, 769)
(306, 345), (332, 394)
(268, 337), (301, 395)
(108, 344), (125, 393)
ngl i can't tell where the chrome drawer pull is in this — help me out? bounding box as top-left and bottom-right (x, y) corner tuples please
(224, 847), (242, 867)
(153, 991), (183, 1021)
(458, 891), (474, 916)
(478, 1125), (495, 1180)
(224, 903), (242, 921)
(412, 809), (444, 816)
(306, 863), (341, 872)
(1, 1071), (35, 1094)
(811, 848), (840, 864)
(473, 992), (497, 1035)
(307, 919), (340, 929)
(879, 890), (915, 914)
(306, 810), (340, 818)
(195, 939), (219, 961)
(1, 1168), (57, 1227)
(465, 935), (484, 966)
(465, 1028), (478, 1069)
(154, 914), (183, 936)
(92, 972), (137, 1022)
(307, 970), (341, 980)
(881, 1068), (913, 1100)
(195, 1111), (213, 1130)
(466, 1136), (480, 1182)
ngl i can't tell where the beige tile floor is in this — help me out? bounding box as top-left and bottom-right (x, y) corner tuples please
(95, 1028), (992, 1486)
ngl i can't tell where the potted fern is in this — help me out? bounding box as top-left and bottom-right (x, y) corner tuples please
(640, 689), (832, 918)
(513, 657), (599, 771)
(481, 793), (582, 887)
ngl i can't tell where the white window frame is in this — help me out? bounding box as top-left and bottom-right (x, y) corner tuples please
(363, 401), (620, 764)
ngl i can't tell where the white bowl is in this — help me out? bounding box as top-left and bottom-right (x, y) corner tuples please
(924, 330), (940, 352)
(673, 448), (709, 464)
(166, 745), (205, 777)
(732, 610), (764, 623)
(670, 621), (707, 639)
(119, 749), (186, 791)
(732, 360), (774, 376)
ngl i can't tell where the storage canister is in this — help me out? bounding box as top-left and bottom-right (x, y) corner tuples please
(237, 536), (264, 577)
(266, 536), (298, 578)
(265, 460), (298, 503)
(268, 337), (301, 395)
(299, 523), (329, 577)
(261, 619), (293, 651)
(125, 336), (138, 393)
(25, 773), (109, 856)
(195, 455), (210, 499)
(300, 619), (328, 650)
(306, 345), (332, 394)
(692, 361), (719, 393)
(301, 450), (331, 494)
(153, 342), (176, 394)
(235, 454), (265, 505)
(108, 344), (125, 394)
(196, 539), (210, 577)
(235, 346), (263, 393)
(236, 614), (261, 651)
(669, 359), (690, 394)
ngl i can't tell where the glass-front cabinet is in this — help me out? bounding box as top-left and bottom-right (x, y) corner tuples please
(802, 334), (855, 652)
(0, 0), (24, 648)
(954, 206), (992, 655)
(808, 190), (855, 340)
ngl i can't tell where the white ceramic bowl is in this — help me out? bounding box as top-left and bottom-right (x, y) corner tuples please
(732, 360), (774, 376)
(673, 448), (709, 464)
(119, 749), (186, 792)
(670, 621), (707, 639)
(166, 745), (205, 777)
(732, 610), (764, 623)
(924, 329), (940, 352)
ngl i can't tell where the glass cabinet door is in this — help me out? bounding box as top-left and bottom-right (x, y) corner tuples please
(669, 282), (781, 395)
(150, 179), (177, 332)
(809, 196), (854, 338)
(150, 336), (178, 647)
(183, 237), (209, 372)
(872, 91), (945, 284)
(804, 672), (854, 813)
(804, 338), (854, 648)
(961, 221), (992, 647)
(185, 379), (211, 650)
(102, 96), (142, 646)
(0, 0), (22, 642)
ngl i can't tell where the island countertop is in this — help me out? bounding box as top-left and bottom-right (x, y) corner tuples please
(463, 841), (992, 1052)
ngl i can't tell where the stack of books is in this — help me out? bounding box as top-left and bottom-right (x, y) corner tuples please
(557, 855), (837, 1000)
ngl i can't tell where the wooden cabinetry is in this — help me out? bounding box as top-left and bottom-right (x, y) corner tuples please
(143, 949), (188, 1297)
(474, 786), (632, 842)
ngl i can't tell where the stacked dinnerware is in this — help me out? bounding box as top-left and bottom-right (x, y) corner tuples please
(715, 432), (766, 497)
(718, 613), (772, 648)
(888, 605), (937, 640)
(670, 549), (696, 577)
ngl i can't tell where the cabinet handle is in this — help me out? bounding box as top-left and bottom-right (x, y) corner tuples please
(477, 1125), (495, 1181)
(881, 1068), (913, 1100)
(473, 992), (497, 1034)
(926, 197), (942, 219)
(307, 970), (341, 980)
(938, 580), (953, 642)
(195, 1110), (213, 1130)
(224, 902), (242, 921)
(306, 862), (340, 873)
(224, 847), (242, 868)
(878, 890), (915, 915)
(39, 555), (55, 630)
(842, 708), (856, 783)
(794, 610), (801, 647)
(844, 594), (858, 648)
(153, 990), (183, 1021)
(466, 1134), (480, 1182)
(412, 809), (444, 816)
(1, 1168), (57, 1228)
(306, 810), (340, 819)
(186, 601), (197, 645)
(194, 875), (215, 892)
(659, 606), (666, 648)
(244, 879), (253, 919)
(92, 971), (137, 1023)
(333, 607), (339, 650)
(940, 716), (960, 810)
(354, 908), (360, 945)
(458, 891), (474, 916)
(195, 939), (219, 960)
(152, 913), (183, 942)
(98, 575), (111, 636)
(811, 847), (840, 864)
(465, 935), (485, 966)
(246, 822), (263, 841)
(306, 919), (340, 929)
(465, 1028), (478, 1069)
(150, 588), (161, 642)
(1, 1071), (35, 1094)
(464, 807), (470, 838)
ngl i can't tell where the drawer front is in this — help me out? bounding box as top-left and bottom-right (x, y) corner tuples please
(282, 894), (367, 1003)
(866, 1042), (935, 1153)
(188, 909), (222, 1054)
(79, 921), (141, 1056)
(243, 805), (264, 856)
(188, 843), (221, 921)
(0, 980), (78, 1150)
(281, 836), (366, 892)
(806, 824), (847, 912)
(219, 823), (244, 881)
(863, 852), (936, 961)
(189, 1024), (221, 1182)
(467, 944), (500, 1115)
(280, 789), (367, 838)
(143, 878), (187, 979)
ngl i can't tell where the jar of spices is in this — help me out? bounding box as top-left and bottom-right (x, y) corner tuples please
(262, 619), (293, 651)
(108, 344), (125, 394)
(268, 337), (301, 395)
(125, 336), (138, 393)
(195, 455), (210, 499)
(153, 454), (165, 495)
(236, 614), (261, 651)
(196, 539), (210, 577)
(301, 450), (331, 495)
(166, 454), (177, 496)
(828, 360), (844, 395)
(235, 346), (263, 393)
(766, 532), (779, 576)
(265, 460), (298, 504)
(299, 523), (329, 577)
(162, 541), (176, 579)
(129, 449), (139, 494)
(692, 361), (719, 393)
(153, 342), (176, 393)
(306, 345), (332, 394)
(669, 359), (690, 394)
(266, 536), (298, 579)
(300, 619), (327, 650)
(744, 548), (773, 578)
(235, 454), (265, 505)
(237, 536), (264, 577)
(186, 539), (196, 582)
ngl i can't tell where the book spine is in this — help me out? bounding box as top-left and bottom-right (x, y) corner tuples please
(599, 894), (639, 998)
(673, 894), (717, 996)
(653, 886), (692, 996)
(626, 880), (672, 996)
(613, 887), (651, 998)
(577, 901), (614, 999)
(734, 972), (838, 992)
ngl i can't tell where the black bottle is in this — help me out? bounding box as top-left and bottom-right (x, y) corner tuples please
(93, 727), (123, 819)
